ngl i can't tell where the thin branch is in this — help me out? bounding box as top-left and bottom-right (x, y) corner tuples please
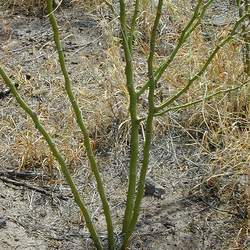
(119, 0), (140, 235)
(154, 0), (214, 81)
(154, 82), (248, 117)
(128, 0), (140, 52)
(0, 65), (103, 250)
(121, 0), (164, 248)
(46, 1), (114, 249)
(155, 13), (248, 113)
(136, 0), (214, 97)
(0, 176), (68, 201)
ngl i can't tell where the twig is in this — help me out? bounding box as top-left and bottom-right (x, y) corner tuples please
(119, 0), (140, 237)
(0, 176), (68, 201)
(155, 13), (248, 112)
(136, 0), (213, 97)
(154, 82), (248, 117)
(0, 170), (41, 179)
(200, 198), (245, 218)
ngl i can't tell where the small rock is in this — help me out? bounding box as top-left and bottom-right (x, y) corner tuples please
(211, 15), (230, 26)
(39, 211), (47, 218)
(0, 217), (7, 229)
(145, 177), (166, 198)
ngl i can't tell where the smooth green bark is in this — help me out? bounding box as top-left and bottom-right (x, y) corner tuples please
(46, 1), (115, 249)
(136, 0), (214, 97)
(1, 1), (248, 249)
(121, 0), (164, 248)
(155, 13), (248, 113)
(0, 66), (103, 250)
(119, 0), (141, 236)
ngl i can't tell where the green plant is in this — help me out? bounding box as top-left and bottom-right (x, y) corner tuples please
(237, 0), (250, 76)
(0, 0), (248, 249)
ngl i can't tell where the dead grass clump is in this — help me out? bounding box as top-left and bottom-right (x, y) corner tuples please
(191, 127), (249, 248)
(0, 0), (76, 15)
(12, 129), (52, 170)
(71, 0), (112, 12)
(0, 0), (248, 248)
(0, 0), (48, 14)
(135, 2), (249, 246)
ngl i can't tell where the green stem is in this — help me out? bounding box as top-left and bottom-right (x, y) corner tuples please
(155, 14), (248, 113)
(46, 1), (114, 249)
(119, 0), (140, 235)
(154, 82), (248, 116)
(136, 0), (214, 97)
(238, 0), (250, 76)
(121, 0), (164, 248)
(154, 0), (213, 81)
(0, 66), (103, 250)
(128, 0), (140, 52)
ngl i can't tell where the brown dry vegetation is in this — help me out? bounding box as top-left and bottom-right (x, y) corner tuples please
(0, 0), (249, 249)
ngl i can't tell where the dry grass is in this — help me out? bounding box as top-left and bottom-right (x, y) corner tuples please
(0, 0), (48, 13)
(132, 1), (249, 246)
(0, 0), (109, 14)
(0, 0), (249, 248)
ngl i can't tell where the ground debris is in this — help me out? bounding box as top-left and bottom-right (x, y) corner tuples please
(145, 176), (166, 198)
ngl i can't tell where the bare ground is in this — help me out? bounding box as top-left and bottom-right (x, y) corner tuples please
(0, 1), (248, 250)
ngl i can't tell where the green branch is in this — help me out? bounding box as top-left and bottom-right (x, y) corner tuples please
(119, 0), (140, 235)
(121, 0), (164, 248)
(154, 82), (248, 116)
(237, 0), (250, 76)
(46, 0), (114, 249)
(155, 13), (248, 113)
(0, 66), (103, 250)
(136, 0), (214, 97)
(128, 0), (140, 52)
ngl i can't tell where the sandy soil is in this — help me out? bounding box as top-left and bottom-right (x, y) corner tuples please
(0, 1), (248, 249)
